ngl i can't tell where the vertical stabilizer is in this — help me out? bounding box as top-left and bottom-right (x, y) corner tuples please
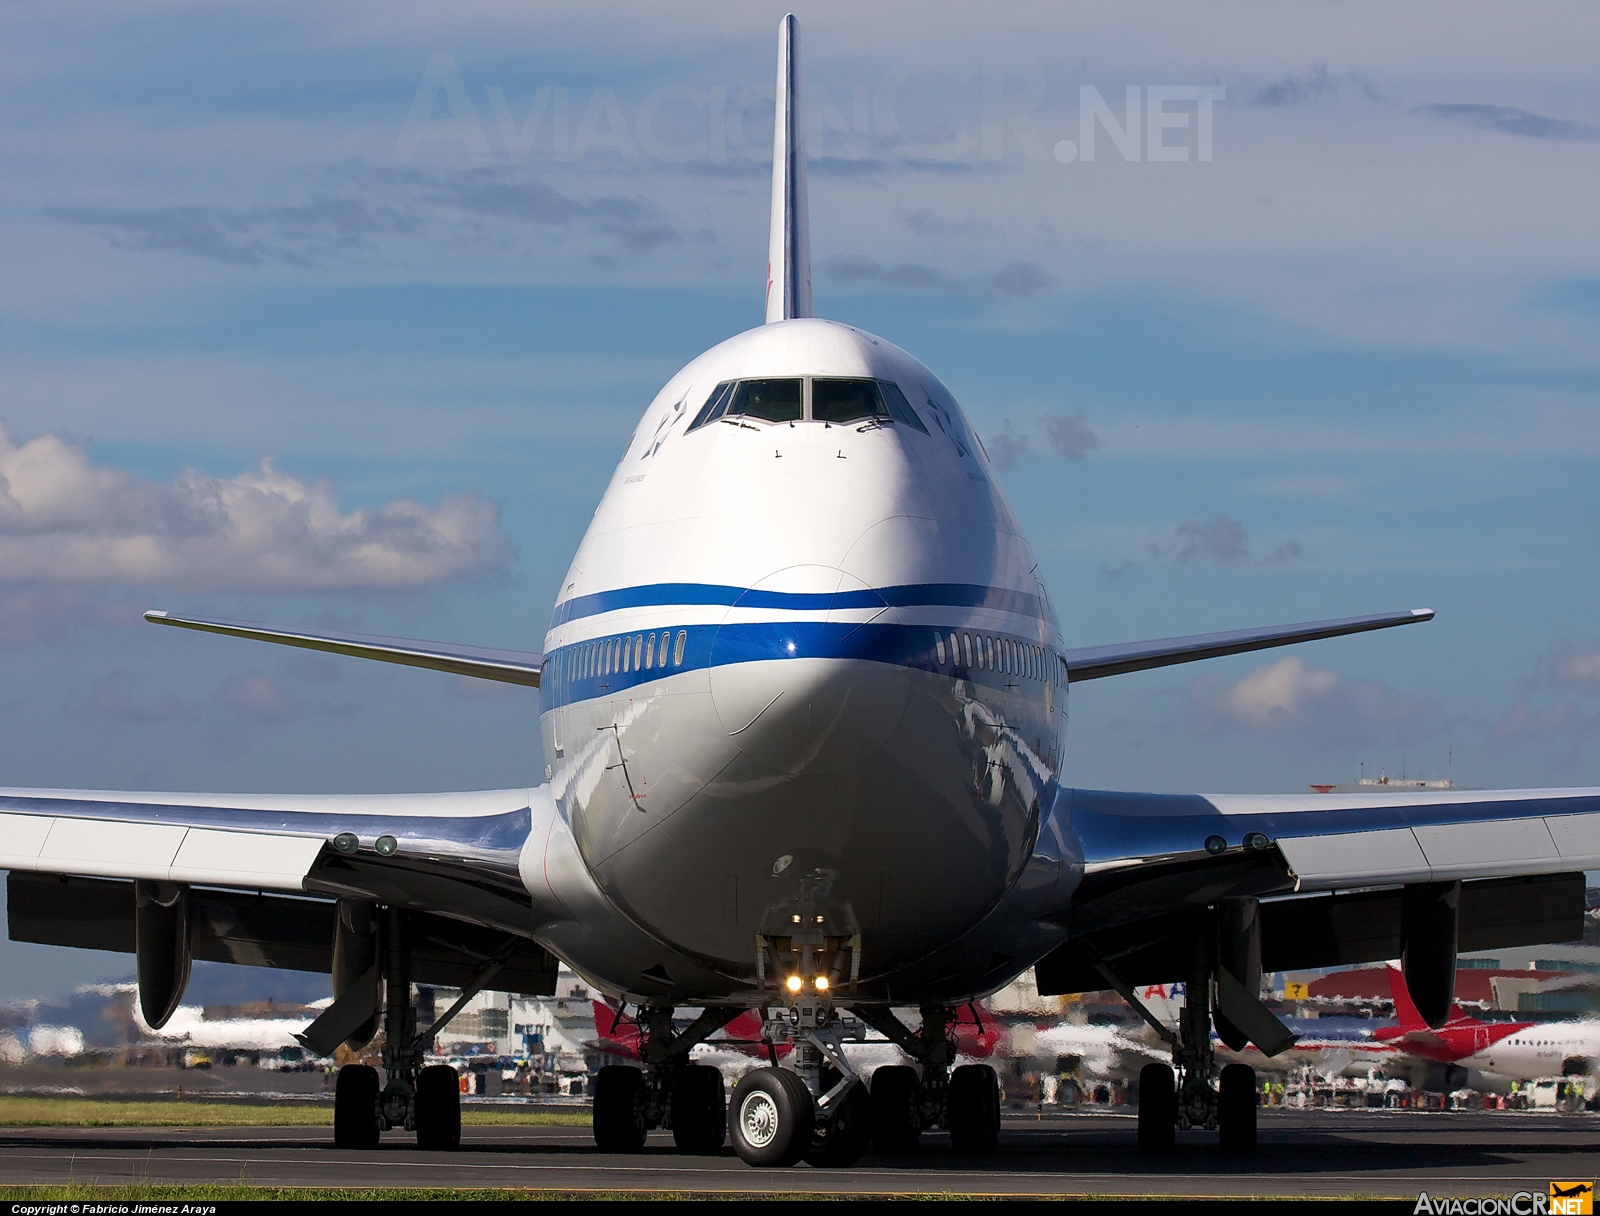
(765, 14), (812, 323)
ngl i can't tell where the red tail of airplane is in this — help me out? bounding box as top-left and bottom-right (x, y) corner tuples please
(1374, 965), (1530, 1062)
(591, 1001), (790, 1061)
(951, 1001), (1002, 1059)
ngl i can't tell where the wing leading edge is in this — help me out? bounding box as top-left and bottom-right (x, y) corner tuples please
(145, 610), (543, 687)
(1061, 607), (1433, 683)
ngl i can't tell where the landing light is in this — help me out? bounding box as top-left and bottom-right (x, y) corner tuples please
(785, 975), (804, 993)
(814, 976), (829, 992)
(375, 834), (399, 857)
(332, 832), (358, 855)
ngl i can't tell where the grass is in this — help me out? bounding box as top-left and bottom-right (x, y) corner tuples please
(0, 1095), (590, 1127)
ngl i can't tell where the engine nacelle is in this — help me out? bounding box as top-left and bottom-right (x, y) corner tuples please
(134, 880), (191, 1030)
(1402, 880), (1460, 1029)
(333, 899), (381, 1050)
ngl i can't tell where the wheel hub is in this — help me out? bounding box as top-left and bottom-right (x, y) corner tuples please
(739, 1090), (781, 1148)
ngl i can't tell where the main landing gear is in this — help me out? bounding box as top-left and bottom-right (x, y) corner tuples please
(591, 1004), (745, 1154)
(854, 1002), (1001, 1158)
(1099, 898), (1291, 1155)
(311, 904), (513, 1152)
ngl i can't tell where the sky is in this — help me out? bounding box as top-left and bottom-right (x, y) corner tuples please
(3, 1), (1600, 996)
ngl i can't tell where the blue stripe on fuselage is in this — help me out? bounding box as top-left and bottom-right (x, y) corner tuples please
(547, 582), (1048, 628)
(542, 620), (1058, 711)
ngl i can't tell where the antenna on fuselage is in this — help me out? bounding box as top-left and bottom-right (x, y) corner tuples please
(765, 14), (812, 323)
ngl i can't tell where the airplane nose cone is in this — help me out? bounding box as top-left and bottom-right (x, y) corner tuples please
(709, 566), (910, 775)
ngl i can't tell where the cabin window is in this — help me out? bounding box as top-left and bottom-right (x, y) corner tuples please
(935, 633), (947, 665)
(813, 378), (888, 425)
(962, 633), (973, 667)
(729, 378), (802, 423)
(687, 382), (736, 432)
(877, 381), (931, 433)
(984, 636), (994, 669)
(633, 635), (644, 669)
(624, 637), (633, 673)
(673, 630), (687, 666)
(645, 633), (656, 669)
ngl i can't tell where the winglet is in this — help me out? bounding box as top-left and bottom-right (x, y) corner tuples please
(765, 14), (812, 323)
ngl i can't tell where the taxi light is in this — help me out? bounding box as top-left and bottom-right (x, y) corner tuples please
(785, 975), (804, 993)
(814, 976), (829, 992)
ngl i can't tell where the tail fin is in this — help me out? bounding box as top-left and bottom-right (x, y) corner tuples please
(1388, 964), (1426, 1028)
(592, 999), (641, 1059)
(765, 14), (812, 323)
(1388, 963), (1469, 1029)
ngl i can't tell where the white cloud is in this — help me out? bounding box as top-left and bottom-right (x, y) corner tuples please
(0, 427), (511, 593)
(1552, 649), (1600, 689)
(1211, 657), (1339, 728)
(1190, 655), (1442, 745)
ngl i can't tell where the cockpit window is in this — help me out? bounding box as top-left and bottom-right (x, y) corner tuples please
(687, 382), (735, 432)
(730, 378), (802, 422)
(877, 381), (930, 433)
(813, 378), (887, 424)
(687, 376), (931, 434)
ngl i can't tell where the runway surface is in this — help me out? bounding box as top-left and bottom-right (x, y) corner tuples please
(2, 1111), (1598, 1197)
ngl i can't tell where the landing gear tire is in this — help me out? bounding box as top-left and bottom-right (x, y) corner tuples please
(1218, 1063), (1257, 1153)
(414, 1064), (462, 1151)
(868, 1064), (922, 1155)
(671, 1064), (726, 1154)
(1137, 1062), (1176, 1154)
(805, 1080), (872, 1167)
(729, 1066), (814, 1167)
(947, 1063), (1000, 1155)
(333, 1063), (380, 1150)
(593, 1064), (647, 1152)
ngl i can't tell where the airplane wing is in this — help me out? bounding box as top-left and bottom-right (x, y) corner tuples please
(144, 610), (543, 687)
(1036, 785), (1600, 995)
(0, 786), (561, 994)
(1060, 608), (1433, 682)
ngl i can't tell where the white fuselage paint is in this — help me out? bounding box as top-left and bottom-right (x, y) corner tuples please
(524, 318), (1081, 1005)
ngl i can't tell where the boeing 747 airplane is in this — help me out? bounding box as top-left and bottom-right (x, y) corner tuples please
(4, 16), (1597, 1165)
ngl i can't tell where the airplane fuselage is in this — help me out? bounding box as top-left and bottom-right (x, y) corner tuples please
(536, 318), (1081, 1003)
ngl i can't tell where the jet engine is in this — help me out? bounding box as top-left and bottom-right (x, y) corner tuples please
(134, 880), (191, 1029)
